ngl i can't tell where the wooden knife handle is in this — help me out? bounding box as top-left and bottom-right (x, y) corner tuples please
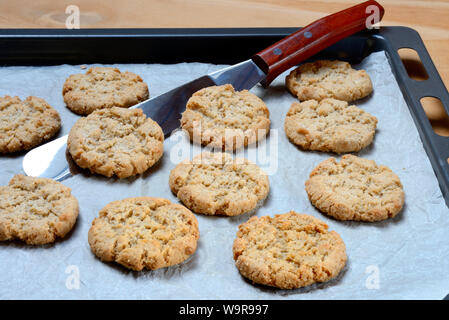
(252, 0), (385, 86)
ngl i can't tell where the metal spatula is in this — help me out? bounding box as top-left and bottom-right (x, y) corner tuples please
(22, 0), (384, 181)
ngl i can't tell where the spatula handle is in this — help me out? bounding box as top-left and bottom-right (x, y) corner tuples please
(252, 0), (385, 86)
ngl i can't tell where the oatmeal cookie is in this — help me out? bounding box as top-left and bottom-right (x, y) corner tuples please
(284, 98), (377, 153)
(180, 84), (270, 151)
(305, 155), (405, 221)
(63, 67), (149, 115)
(67, 107), (164, 179)
(88, 197), (199, 271)
(286, 60), (373, 102)
(233, 211), (347, 289)
(0, 96), (60, 153)
(169, 152), (269, 216)
(0, 175), (79, 245)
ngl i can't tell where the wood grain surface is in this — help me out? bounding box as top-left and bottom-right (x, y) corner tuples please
(0, 0), (448, 134)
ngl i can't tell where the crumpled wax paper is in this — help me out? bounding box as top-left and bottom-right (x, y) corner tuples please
(1, 51), (449, 300)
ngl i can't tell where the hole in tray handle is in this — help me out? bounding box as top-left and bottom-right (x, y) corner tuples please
(420, 96), (449, 137)
(398, 48), (429, 81)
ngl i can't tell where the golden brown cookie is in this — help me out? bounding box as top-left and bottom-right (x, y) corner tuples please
(305, 155), (405, 222)
(169, 152), (269, 216)
(286, 60), (373, 102)
(284, 98), (377, 153)
(0, 96), (60, 153)
(0, 175), (79, 245)
(67, 107), (164, 179)
(88, 197), (199, 271)
(63, 67), (149, 115)
(233, 211), (347, 289)
(180, 84), (270, 151)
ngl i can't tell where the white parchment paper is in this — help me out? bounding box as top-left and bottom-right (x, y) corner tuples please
(1, 51), (449, 300)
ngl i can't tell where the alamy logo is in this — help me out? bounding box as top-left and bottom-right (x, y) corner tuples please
(365, 265), (380, 289)
(65, 265), (80, 290)
(365, 5), (381, 30)
(65, 5), (80, 29)
(168, 126), (279, 175)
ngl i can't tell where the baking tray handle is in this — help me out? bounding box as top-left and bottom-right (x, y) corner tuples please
(379, 26), (449, 207)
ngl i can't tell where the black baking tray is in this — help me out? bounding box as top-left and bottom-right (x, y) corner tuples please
(0, 27), (448, 207)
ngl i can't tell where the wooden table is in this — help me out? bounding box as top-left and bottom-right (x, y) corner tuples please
(1, 0), (448, 134)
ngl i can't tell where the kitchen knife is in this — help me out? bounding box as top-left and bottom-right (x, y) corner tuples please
(23, 0), (384, 181)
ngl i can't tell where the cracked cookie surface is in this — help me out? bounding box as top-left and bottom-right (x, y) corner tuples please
(63, 67), (149, 115)
(88, 197), (199, 271)
(305, 155), (405, 222)
(284, 98), (377, 153)
(233, 211), (347, 289)
(286, 60), (373, 102)
(0, 175), (79, 245)
(67, 107), (164, 179)
(180, 84), (270, 151)
(0, 96), (61, 153)
(169, 152), (269, 216)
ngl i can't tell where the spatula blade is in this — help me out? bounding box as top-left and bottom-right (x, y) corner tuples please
(22, 59), (266, 180)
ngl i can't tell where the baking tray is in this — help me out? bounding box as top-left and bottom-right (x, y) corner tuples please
(0, 26), (448, 208)
(1, 27), (449, 301)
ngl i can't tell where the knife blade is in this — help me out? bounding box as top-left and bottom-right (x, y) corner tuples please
(22, 0), (384, 181)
